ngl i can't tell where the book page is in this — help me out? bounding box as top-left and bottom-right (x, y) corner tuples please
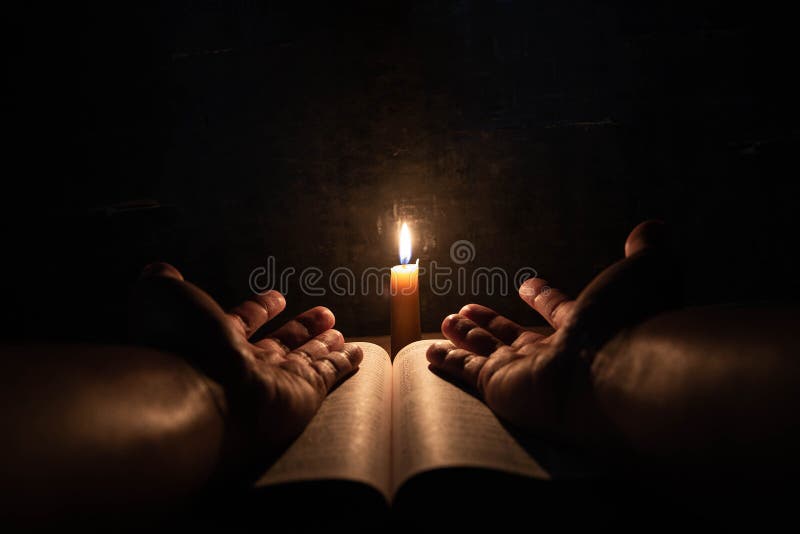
(255, 342), (393, 499)
(391, 340), (550, 493)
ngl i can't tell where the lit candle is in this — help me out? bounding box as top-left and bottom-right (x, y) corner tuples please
(390, 222), (421, 357)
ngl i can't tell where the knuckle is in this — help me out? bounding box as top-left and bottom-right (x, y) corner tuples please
(321, 329), (344, 347)
(487, 315), (506, 332)
(261, 337), (290, 354)
(432, 340), (455, 353)
(312, 359), (338, 389)
(548, 298), (566, 322)
(463, 354), (486, 378)
(444, 348), (469, 365)
(326, 351), (349, 372)
(308, 338), (328, 353)
(465, 328), (494, 350)
(287, 319), (312, 342)
(289, 348), (314, 365)
(452, 315), (476, 337)
(250, 294), (272, 314)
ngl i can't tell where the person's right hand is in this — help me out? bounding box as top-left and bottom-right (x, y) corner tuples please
(131, 263), (363, 480)
(426, 221), (679, 439)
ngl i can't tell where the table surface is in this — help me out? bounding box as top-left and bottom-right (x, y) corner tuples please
(349, 326), (554, 355)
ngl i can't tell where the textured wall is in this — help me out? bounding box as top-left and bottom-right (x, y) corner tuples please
(6, 1), (799, 341)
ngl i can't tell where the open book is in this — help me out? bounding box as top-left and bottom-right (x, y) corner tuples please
(253, 340), (587, 518)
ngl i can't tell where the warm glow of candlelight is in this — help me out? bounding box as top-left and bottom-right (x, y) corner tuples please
(391, 222), (420, 357)
(399, 222), (412, 265)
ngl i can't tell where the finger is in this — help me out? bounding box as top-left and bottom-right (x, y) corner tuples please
(140, 262), (184, 281)
(255, 306), (336, 351)
(228, 290), (286, 338)
(458, 304), (530, 345)
(625, 220), (669, 257)
(426, 341), (488, 392)
(310, 343), (364, 391)
(458, 304), (547, 348)
(441, 314), (504, 355)
(518, 278), (575, 330)
(564, 225), (681, 354)
(285, 329), (345, 364)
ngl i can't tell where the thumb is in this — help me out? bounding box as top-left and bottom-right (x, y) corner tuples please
(563, 222), (682, 357)
(625, 220), (671, 257)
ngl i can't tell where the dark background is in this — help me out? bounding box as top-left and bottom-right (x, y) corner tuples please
(5, 1), (799, 343)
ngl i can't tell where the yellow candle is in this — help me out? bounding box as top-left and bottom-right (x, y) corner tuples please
(391, 223), (421, 357)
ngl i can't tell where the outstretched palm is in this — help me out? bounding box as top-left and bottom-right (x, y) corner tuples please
(132, 263), (363, 476)
(427, 221), (678, 437)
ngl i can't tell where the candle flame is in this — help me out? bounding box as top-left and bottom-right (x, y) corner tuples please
(399, 222), (412, 265)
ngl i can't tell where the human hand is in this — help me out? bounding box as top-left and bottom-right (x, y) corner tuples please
(130, 263), (363, 479)
(426, 221), (679, 437)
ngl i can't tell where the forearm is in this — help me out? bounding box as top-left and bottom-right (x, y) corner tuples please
(584, 305), (800, 476)
(0, 344), (227, 522)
